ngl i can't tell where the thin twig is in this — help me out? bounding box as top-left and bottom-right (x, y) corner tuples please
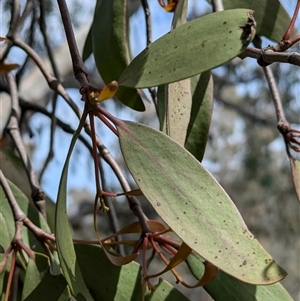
(262, 66), (287, 124)
(140, 0), (152, 45)
(240, 48), (300, 67)
(99, 159), (125, 256)
(5, 73), (47, 219)
(140, 0), (157, 105)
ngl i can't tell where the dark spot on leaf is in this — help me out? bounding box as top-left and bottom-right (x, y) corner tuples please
(229, 30), (232, 33)
(223, 21), (227, 25)
(239, 265), (242, 267)
(243, 260), (247, 265)
(218, 250), (221, 253)
(236, 242), (239, 244)
(175, 46), (177, 49)
(148, 71), (151, 74)
(183, 211), (186, 214)
(215, 256), (218, 259)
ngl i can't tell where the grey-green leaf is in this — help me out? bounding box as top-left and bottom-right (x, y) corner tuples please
(92, 0), (145, 111)
(118, 9), (256, 88)
(222, 0), (295, 42)
(185, 71), (214, 162)
(75, 244), (189, 301)
(22, 253), (67, 301)
(55, 117), (93, 301)
(186, 252), (294, 301)
(116, 120), (286, 284)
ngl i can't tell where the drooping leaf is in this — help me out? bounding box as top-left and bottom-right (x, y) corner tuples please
(116, 120), (286, 284)
(185, 71), (214, 162)
(289, 157), (300, 202)
(187, 252), (294, 301)
(75, 244), (190, 301)
(55, 116), (94, 301)
(22, 253), (67, 301)
(222, 0), (296, 42)
(118, 9), (256, 88)
(92, 0), (145, 111)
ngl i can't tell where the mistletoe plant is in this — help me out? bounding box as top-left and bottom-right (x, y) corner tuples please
(1, 0), (299, 300)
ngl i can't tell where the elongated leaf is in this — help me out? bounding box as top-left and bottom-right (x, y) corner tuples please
(290, 158), (300, 202)
(158, 78), (192, 145)
(75, 244), (190, 301)
(116, 120), (286, 284)
(22, 253), (67, 301)
(222, 0), (295, 42)
(82, 26), (93, 61)
(187, 252), (293, 301)
(118, 9), (256, 88)
(92, 0), (145, 111)
(185, 71), (214, 162)
(55, 117), (94, 301)
(0, 213), (11, 299)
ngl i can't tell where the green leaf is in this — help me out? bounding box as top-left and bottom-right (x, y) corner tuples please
(289, 158), (300, 202)
(22, 253), (67, 301)
(82, 26), (93, 61)
(186, 252), (294, 301)
(157, 0), (192, 146)
(92, 0), (145, 111)
(158, 79), (192, 145)
(118, 9), (256, 88)
(55, 115), (94, 301)
(185, 71), (214, 162)
(0, 213), (11, 300)
(116, 120), (286, 284)
(75, 244), (190, 301)
(222, 0), (295, 42)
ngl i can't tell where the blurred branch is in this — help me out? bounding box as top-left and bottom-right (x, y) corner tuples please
(216, 97), (277, 126)
(5, 73), (47, 219)
(56, 0), (89, 87)
(263, 66), (287, 124)
(1, 0), (34, 61)
(241, 48), (300, 67)
(37, 0), (62, 182)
